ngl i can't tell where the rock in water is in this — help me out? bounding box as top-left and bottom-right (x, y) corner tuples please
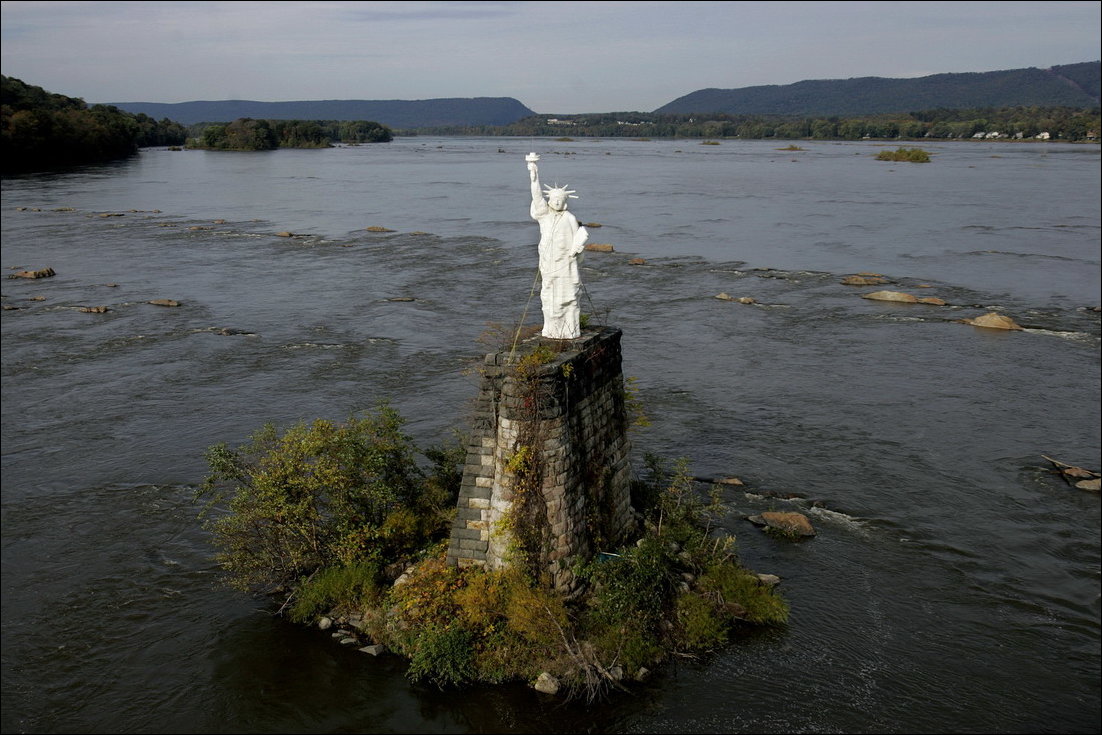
(862, 290), (918, 303)
(964, 312), (1023, 330)
(748, 511), (816, 537)
(534, 672), (560, 695)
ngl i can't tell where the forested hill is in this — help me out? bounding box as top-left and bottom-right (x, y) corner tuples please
(103, 97), (535, 128)
(656, 61), (1101, 116)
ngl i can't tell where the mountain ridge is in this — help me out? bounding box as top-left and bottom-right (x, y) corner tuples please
(654, 61), (1099, 116)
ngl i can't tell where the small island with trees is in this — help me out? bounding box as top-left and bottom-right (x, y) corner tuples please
(187, 117), (392, 150)
(198, 344), (790, 701)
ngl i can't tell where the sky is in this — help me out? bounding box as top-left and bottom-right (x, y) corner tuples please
(1, 1), (1099, 114)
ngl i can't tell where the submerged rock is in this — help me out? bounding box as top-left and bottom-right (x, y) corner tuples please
(627, 258), (646, 265)
(842, 275), (889, 286)
(1043, 455), (1100, 491)
(365, 226), (395, 232)
(148, 299), (180, 307)
(79, 305), (109, 313)
(584, 243), (614, 252)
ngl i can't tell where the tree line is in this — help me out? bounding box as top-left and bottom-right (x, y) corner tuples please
(409, 106), (1100, 142)
(2, 75), (187, 172)
(2, 76), (394, 172)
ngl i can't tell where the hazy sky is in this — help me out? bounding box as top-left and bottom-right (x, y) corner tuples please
(2, 1), (1099, 113)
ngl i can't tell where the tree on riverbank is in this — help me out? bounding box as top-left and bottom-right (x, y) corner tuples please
(407, 105), (1100, 142)
(1, 76), (186, 173)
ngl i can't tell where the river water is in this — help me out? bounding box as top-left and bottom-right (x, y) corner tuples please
(1, 137), (1099, 734)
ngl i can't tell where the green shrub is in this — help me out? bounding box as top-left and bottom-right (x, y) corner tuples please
(697, 561), (789, 625)
(584, 536), (676, 630)
(288, 560), (382, 624)
(875, 147), (931, 162)
(406, 624), (476, 689)
(197, 405), (455, 597)
(674, 591), (729, 649)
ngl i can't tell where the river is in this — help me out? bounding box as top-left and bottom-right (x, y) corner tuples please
(1, 137), (1099, 733)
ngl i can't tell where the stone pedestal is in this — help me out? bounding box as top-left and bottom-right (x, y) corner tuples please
(446, 327), (634, 594)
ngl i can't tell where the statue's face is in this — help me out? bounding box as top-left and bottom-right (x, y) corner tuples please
(548, 192), (567, 211)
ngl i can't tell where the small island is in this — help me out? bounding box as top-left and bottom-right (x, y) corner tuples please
(199, 339), (788, 701)
(187, 117), (392, 150)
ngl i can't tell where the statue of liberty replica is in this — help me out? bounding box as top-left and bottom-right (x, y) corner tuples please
(526, 153), (589, 339)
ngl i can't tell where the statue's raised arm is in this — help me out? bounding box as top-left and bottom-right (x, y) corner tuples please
(527, 152), (549, 218)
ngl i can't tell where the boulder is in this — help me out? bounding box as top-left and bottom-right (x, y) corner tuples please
(736, 296), (756, 304)
(748, 511), (816, 537)
(584, 243), (614, 252)
(715, 292), (734, 301)
(862, 290), (917, 303)
(841, 275), (888, 286)
(148, 299), (180, 307)
(275, 231), (294, 237)
(627, 258), (646, 265)
(963, 312), (1022, 330)
(534, 672), (560, 695)
(318, 617), (333, 630)
(916, 297), (947, 306)
(756, 573), (782, 588)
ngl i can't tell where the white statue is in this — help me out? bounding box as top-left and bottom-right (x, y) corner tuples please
(526, 152), (589, 339)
